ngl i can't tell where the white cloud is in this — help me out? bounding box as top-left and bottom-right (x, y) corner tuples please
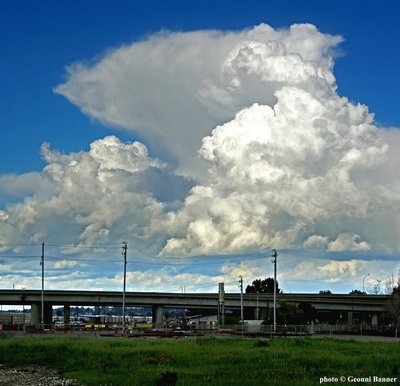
(0, 172), (55, 202)
(53, 22), (400, 256)
(161, 87), (395, 255)
(304, 233), (370, 252)
(304, 235), (329, 249)
(0, 136), (170, 255)
(1, 23), (400, 294)
(55, 23), (342, 176)
(280, 257), (399, 292)
(51, 259), (78, 269)
(327, 233), (370, 252)
(1, 252), (398, 294)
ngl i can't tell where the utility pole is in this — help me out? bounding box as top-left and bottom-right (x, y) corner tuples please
(41, 242), (44, 328)
(256, 291), (259, 320)
(22, 287), (26, 333)
(218, 282), (225, 327)
(238, 276), (243, 333)
(272, 249), (277, 332)
(122, 242), (127, 333)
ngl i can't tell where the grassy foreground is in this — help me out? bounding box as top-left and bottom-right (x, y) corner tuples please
(0, 335), (399, 385)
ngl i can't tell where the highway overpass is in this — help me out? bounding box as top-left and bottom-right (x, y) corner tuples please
(0, 289), (391, 327)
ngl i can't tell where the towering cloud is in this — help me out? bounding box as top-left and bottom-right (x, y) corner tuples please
(161, 87), (395, 255)
(2, 23), (400, 272)
(55, 23), (342, 175)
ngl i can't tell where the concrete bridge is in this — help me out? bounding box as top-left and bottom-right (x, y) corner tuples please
(0, 289), (391, 327)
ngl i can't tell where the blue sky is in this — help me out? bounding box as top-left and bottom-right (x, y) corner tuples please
(2, 0), (400, 173)
(1, 0), (400, 295)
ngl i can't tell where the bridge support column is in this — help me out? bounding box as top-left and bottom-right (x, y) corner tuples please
(30, 302), (52, 327)
(253, 307), (260, 320)
(152, 305), (164, 327)
(254, 307), (268, 320)
(64, 305), (70, 324)
(31, 303), (40, 327)
(258, 307), (267, 321)
(347, 311), (353, 324)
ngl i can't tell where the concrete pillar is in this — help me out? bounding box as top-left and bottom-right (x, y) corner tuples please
(218, 283), (225, 326)
(31, 303), (40, 327)
(259, 307), (267, 321)
(347, 311), (353, 324)
(254, 307), (259, 320)
(30, 302), (52, 327)
(44, 303), (52, 326)
(152, 305), (164, 327)
(254, 306), (266, 320)
(64, 305), (71, 324)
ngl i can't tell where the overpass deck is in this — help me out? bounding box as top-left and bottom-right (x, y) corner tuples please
(0, 289), (390, 312)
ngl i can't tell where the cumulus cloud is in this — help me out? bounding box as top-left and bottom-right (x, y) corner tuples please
(51, 259), (79, 269)
(0, 263), (226, 293)
(55, 23), (342, 175)
(0, 172), (54, 204)
(327, 233), (370, 252)
(53, 22), (400, 256)
(161, 88), (395, 255)
(2, 256), (397, 294)
(304, 233), (371, 252)
(0, 136), (180, 255)
(2, 22), (400, 294)
(280, 257), (398, 291)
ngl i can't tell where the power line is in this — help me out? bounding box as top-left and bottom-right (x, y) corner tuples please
(45, 256), (122, 263)
(46, 243), (121, 250)
(0, 255), (40, 258)
(0, 253), (266, 266)
(0, 242), (43, 247)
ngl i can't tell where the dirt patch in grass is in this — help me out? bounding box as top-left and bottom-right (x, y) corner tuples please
(0, 364), (79, 386)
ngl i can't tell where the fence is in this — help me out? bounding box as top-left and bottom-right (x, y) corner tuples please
(1, 319), (398, 338)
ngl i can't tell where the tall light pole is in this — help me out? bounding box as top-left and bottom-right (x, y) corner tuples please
(218, 282), (225, 327)
(238, 276), (243, 331)
(22, 287), (26, 333)
(362, 273), (370, 292)
(256, 291), (259, 320)
(272, 249), (278, 332)
(40, 242), (44, 327)
(122, 242), (127, 332)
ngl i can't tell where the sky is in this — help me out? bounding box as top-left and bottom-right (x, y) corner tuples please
(1, 0), (400, 296)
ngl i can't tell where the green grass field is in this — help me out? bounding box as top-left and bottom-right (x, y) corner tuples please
(0, 335), (399, 385)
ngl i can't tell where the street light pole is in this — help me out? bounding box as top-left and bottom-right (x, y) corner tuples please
(272, 249), (278, 332)
(122, 242), (127, 333)
(238, 276), (243, 333)
(41, 242), (44, 328)
(362, 273), (370, 292)
(22, 287), (26, 333)
(256, 291), (259, 320)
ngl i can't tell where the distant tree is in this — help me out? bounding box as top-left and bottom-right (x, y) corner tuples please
(297, 302), (317, 323)
(278, 302), (303, 324)
(386, 281), (400, 326)
(319, 290), (332, 295)
(369, 281), (382, 295)
(263, 301), (303, 325)
(245, 278), (281, 294)
(349, 290), (366, 295)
